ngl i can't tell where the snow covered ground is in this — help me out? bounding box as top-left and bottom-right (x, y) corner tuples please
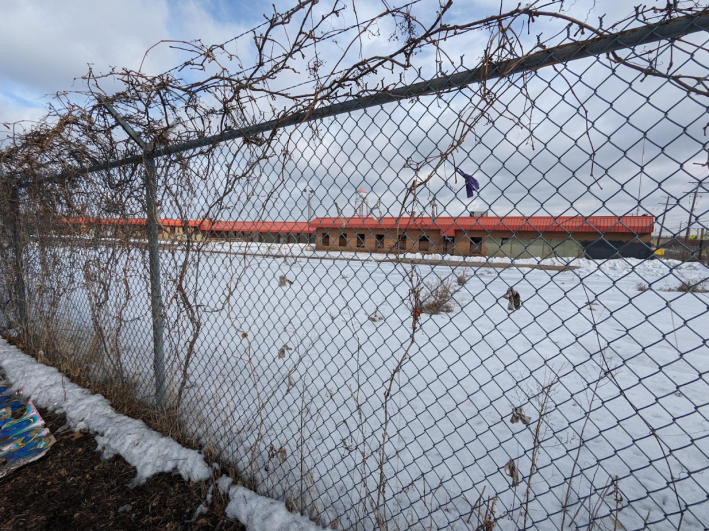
(15, 243), (709, 530)
(0, 339), (326, 531)
(0, 339), (211, 485)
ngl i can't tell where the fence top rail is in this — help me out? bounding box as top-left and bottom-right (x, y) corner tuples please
(14, 9), (709, 190)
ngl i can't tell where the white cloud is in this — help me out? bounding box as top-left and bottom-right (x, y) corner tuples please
(0, 0), (251, 121)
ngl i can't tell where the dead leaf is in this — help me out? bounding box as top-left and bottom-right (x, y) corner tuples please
(60, 431), (85, 441)
(278, 345), (292, 359)
(278, 275), (294, 287)
(510, 407), (531, 426)
(504, 459), (520, 487)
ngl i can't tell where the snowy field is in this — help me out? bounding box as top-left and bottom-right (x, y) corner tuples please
(20, 243), (709, 530)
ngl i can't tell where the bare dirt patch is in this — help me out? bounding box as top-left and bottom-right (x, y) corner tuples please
(0, 409), (243, 531)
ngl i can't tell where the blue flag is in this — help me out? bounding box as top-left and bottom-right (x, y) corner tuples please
(455, 167), (480, 198)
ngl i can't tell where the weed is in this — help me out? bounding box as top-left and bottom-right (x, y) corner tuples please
(463, 490), (498, 531)
(660, 280), (708, 293)
(9, 323), (200, 449)
(368, 309), (385, 322)
(411, 278), (458, 315)
(636, 282), (648, 291)
(677, 280), (708, 293)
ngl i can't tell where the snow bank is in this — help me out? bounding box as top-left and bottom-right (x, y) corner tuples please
(0, 338), (327, 531)
(201, 241), (709, 281)
(224, 482), (323, 531)
(0, 338), (211, 486)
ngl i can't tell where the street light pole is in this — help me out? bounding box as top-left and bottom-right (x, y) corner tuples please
(303, 187), (315, 221)
(303, 187), (314, 244)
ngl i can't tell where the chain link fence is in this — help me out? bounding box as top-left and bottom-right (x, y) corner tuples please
(2, 4), (709, 530)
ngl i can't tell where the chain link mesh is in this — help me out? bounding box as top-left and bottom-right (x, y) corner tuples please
(2, 8), (709, 531)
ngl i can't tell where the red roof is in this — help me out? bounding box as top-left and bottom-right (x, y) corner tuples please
(310, 215), (654, 237)
(206, 220), (314, 234)
(62, 217), (148, 226)
(62, 218), (314, 234)
(62, 215), (653, 237)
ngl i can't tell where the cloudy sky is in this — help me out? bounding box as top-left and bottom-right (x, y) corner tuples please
(2, 0), (707, 234)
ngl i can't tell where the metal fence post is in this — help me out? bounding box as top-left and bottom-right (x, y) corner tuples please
(144, 157), (167, 407)
(8, 186), (28, 335)
(98, 96), (166, 407)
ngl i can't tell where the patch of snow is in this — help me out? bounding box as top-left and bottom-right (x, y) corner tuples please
(15, 243), (709, 530)
(225, 485), (324, 531)
(0, 339), (210, 486)
(1, 339), (333, 531)
(218, 474), (233, 494)
(191, 503), (208, 521)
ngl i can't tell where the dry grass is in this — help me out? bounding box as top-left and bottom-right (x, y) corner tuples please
(462, 492), (498, 531)
(0, 408), (244, 531)
(7, 324), (200, 450)
(636, 282), (648, 292)
(661, 280), (709, 293)
(677, 280), (708, 293)
(456, 272), (470, 286)
(419, 278), (457, 315)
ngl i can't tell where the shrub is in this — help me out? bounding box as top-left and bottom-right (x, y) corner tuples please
(677, 280), (708, 293)
(456, 272), (470, 286)
(420, 278), (457, 314)
(636, 282), (648, 292)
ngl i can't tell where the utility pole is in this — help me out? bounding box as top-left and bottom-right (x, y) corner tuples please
(98, 95), (166, 407)
(656, 195), (670, 248)
(685, 187), (699, 240)
(685, 177), (708, 241)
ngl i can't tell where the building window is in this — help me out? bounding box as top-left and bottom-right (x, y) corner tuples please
(419, 235), (430, 252)
(500, 238), (509, 245)
(469, 236), (482, 255)
(398, 235), (407, 251)
(443, 236), (454, 254)
(339, 233), (347, 247)
(322, 233), (330, 246)
(375, 234), (385, 249)
(357, 233), (366, 248)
